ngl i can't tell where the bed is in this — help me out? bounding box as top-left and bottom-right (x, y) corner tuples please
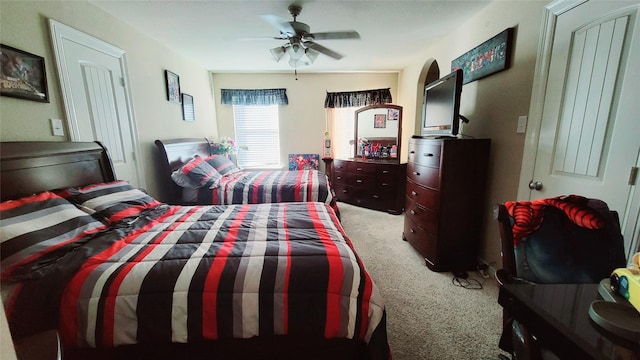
(154, 138), (339, 217)
(0, 141), (389, 360)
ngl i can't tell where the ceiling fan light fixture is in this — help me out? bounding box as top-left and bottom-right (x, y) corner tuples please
(270, 46), (286, 62)
(305, 48), (319, 63)
(288, 43), (304, 60)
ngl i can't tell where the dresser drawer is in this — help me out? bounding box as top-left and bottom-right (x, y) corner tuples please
(333, 171), (349, 185)
(407, 162), (440, 190)
(408, 141), (441, 167)
(406, 180), (439, 210)
(333, 159), (349, 172)
(405, 197), (438, 234)
(403, 217), (437, 263)
(351, 173), (376, 189)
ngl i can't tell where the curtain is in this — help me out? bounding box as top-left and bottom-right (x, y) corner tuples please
(323, 88), (392, 108)
(220, 89), (288, 105)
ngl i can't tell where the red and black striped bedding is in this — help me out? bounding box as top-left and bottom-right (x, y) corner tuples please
(3, 201), (388, 359)
(193, 169), (340, 216)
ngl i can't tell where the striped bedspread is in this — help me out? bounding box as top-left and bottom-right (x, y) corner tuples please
(195, 170), (340, 216)
(40, 202), (386, 357)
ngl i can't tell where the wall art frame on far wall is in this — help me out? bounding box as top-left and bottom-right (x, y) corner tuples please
(165, 70), (181, 103)
(374, 114), (386, 128)
(387, 108), (399, 121)
(182, 93), (194, 121)
(451, 27), (514, 85)
(0, 44), (49, 102)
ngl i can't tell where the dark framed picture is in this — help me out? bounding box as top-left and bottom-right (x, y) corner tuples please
(388, 108), (399, 121)
(182, 93), (194, 121)
(165, 70), (181, 103)
(451, 27), (514, 84)
(374, 114), (386, 128)
(0, 44), (49, 102)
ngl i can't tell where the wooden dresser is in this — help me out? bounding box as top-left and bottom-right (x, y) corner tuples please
(332, 159), (406, 214)
(403, 136), (490, 272)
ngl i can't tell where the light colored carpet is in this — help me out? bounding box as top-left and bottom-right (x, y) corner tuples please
(337, 202), (509, 360)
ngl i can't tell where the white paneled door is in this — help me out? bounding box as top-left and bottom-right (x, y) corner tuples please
(49, 20), (144, 189)
(523, 0), (640, 260)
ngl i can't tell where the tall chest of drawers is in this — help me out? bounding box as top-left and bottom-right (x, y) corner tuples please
(332, 159), (406, 214)
(403, 137), (490, 272)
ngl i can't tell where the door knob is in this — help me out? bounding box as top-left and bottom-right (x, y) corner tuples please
(528, 180), (543, 191)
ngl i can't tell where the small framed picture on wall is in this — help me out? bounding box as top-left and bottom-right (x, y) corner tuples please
(182, 93), (194, 121)
(165, 70), (181, 103)
(374, 114), (386, 128)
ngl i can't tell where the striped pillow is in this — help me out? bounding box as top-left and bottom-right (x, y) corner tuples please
(204, 154), (240, 176)
(181, 156), (222, 188)
(61, 180), (162, 224)
(0, 191), (106, 280)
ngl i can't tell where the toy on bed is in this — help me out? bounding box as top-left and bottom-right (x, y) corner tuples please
(155, 138), (340, 218)
(0, 141), (388, 360)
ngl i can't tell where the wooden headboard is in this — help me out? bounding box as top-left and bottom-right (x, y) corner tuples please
(154, 138), (211, 204)
(0, 141), (117, 202)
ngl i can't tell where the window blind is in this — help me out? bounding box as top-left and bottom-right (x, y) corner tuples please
(233, 105), (280, 168)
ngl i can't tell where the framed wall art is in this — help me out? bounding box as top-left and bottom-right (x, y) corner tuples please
(0, 44), (49, 102)
(182, 93), (194, 121)
(451, 27), (514, 84)
(374, 114), (386, 129)
(165, 70), (181, 103)
(388, 108), (399, 121)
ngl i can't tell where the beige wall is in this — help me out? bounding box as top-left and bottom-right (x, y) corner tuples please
(0, 0), (218, 201)
(399, 1), (548, 267)
(211, 72), (399, 171)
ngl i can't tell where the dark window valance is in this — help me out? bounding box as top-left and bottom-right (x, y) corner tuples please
(323, 88), (392, 108)
(220, 88), (288, 106)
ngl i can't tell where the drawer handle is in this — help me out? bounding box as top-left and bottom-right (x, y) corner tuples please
(410, 228), (415, 233)
(411, 191), (418, 196)
(372, 195), (380, 199)
(423, 153), (434, 157)
(381, 182), (388, 186)
(356, 179), (363, 183)
(382, 170), (390, 174)
(410, 210), (416, 215)
(412, 171), (420, 176)
(356, 168), (363, 171)
(342, 189), (348, 193)
(410, 151), (416, 154)
(336, 176), (342, 180)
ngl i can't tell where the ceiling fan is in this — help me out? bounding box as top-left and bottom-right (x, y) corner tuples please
(261, 4), (360, 67)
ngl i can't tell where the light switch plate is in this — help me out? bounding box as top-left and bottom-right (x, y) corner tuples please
(517, 116), (527, 133)
(50, 118), (64, 136)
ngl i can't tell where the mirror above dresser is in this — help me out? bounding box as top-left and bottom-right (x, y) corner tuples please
(354, 104), (403, 161)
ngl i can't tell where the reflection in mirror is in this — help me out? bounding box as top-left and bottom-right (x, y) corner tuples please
(354, 104), (402, 160)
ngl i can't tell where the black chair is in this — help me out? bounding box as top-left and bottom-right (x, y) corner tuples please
(495, 196), (627, 360)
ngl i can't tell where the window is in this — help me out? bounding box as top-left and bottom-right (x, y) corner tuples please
(330, 106), (361, 159)
(233, 104), (280, 168)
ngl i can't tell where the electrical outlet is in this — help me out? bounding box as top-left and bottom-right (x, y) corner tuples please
(50, 119), (64, 136)
(517, 116), (527, 133)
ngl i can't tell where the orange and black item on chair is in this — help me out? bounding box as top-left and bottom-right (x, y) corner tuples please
(495, 195), (627, 358)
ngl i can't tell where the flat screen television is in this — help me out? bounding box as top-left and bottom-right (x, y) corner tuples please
(420, 69), (464, 137)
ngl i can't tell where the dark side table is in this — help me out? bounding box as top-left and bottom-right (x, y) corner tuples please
(498, 283), (639, 359)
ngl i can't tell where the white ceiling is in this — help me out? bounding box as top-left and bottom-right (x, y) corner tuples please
(89, 0), (493, 73)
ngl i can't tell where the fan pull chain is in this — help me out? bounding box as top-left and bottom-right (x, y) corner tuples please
(294, 68), (298, 80)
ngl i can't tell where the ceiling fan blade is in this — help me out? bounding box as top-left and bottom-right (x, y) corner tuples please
(308, 31), (360, 40)
(306, 42), (343, 60)
(260, 14), (296, 37)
